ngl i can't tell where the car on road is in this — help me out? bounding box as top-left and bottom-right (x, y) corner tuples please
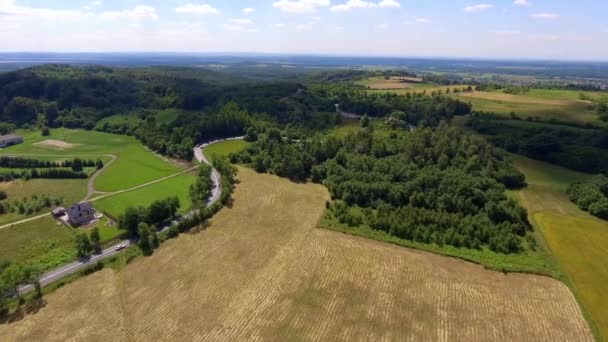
(115, 244), (126, 251)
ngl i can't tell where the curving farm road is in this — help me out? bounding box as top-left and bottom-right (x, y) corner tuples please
(17, 137), (244, 295)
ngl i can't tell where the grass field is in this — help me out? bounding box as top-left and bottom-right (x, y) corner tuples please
(0, 216), (76, 271)
(0, 167), (592, 341)
(0, 128), (185, 192)
(0, 179), (87, 225)
(357, 76), (474, 96)
(94, 173), (196, 217)
(202, 139), (250, 163)
(94, 114), (142, 130)
(511, 155), (608, 340)
(458, 91), (599, 125)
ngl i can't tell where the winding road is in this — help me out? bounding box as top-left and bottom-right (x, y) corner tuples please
(17, 137), (244, 295)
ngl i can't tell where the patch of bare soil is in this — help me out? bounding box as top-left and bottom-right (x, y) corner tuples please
(33, 140), (78, 150)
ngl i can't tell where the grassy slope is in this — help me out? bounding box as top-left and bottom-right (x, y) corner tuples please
(511, 155), (607, 341)
(94, 173), (196, 217)
(0, 128), (184, 192)
(0, 216), (76, 271)
(202, 140), (250, 164)
(94, 114), (142, 129)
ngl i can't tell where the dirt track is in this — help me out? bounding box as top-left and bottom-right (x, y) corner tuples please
(0, 167), (593, 341)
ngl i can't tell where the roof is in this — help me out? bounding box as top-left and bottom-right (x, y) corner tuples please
(0, 134), (23, 141)
(52, 207), (66, 214)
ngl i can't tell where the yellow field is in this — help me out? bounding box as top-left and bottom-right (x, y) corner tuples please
(0, 167), (593, 341)
(512, 155), (608, 340)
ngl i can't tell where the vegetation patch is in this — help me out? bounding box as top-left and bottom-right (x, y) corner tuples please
(202, 139), (250, 164)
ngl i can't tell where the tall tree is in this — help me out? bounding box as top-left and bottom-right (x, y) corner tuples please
(90, 227), (102, 254)
(75, 233), (92, 258)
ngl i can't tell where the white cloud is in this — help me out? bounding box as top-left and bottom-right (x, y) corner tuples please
(230, 18), (254, 25)
(513, 0), (531, 7)
(99, 5), (159, 20)
(221, 24), (258, 32)
(464, 4), (493, 13)
(242, 7), (255, 13)
(378, 0), (400, 8)
(415, 17), (431, 24)
(336, 25), (345, 30)
(272, 0), (330, 13)
(175, 3), (220, 15)
(376, 23), (389, 30)
(91, 1), (103, 6)
(330, 0), (400, 12)
(0, 0), (83, 19)
(531, 13), (560, 19)
(274, 23), (286, 28)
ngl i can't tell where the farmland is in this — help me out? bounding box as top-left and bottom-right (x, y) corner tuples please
(511, 155), (608, 340)
(0, 167), (593, 341)
(457, 91), (598, 125)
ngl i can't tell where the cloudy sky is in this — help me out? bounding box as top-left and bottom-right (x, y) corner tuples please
(1, 0), (607, 60)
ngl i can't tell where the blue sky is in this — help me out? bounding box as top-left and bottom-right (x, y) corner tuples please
(1, 0), (607, 60)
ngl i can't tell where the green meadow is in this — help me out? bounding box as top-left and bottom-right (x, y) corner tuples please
(0, 128), (186, 192)
(202, 139), (250, 163)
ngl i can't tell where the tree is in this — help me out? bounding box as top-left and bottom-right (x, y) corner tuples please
(137, 222), (153, 255)
(360, 114), (370, 128)
(90, 227), (102, 254)
(71, 158), (83, 172)
(75, 233), (92, 258)
(120, 206), (148, 237)
(0, 278), (9, 316)
(2, 263), (25, 307)
(23, 264), (43, 302)
(95, 159), (104, 170)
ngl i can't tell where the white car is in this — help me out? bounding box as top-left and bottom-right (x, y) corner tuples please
(115, 244), (126, 251)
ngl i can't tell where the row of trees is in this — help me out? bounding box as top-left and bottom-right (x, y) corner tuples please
(75, 228), (102, 258)
(0, 168), (89, 182)
(567, 174), (608, 220)
(0, 157), (102, 171)
(235, 122), (530, 253)
(0, 194), (62, 216)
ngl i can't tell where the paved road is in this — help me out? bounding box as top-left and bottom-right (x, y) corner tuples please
(17, 137), (243, 296)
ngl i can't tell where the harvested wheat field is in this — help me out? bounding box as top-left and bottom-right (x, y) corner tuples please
(0, 167), (593, 341)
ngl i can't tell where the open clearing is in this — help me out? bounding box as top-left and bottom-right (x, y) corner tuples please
(0, 167), (592, 341)
(0, 129), (185, 192)
(202, 139), (250, 163)
(512, 155), (608, 340)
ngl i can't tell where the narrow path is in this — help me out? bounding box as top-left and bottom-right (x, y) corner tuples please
(83, 154), (117, 201)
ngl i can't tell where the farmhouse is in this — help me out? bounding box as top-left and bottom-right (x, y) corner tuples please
(0, 134), (23, 148)
(67, 202), (96, 226)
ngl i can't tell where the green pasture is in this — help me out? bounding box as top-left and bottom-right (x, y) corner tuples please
(94, 173), (196, 218)
(94, 114), (142, 130)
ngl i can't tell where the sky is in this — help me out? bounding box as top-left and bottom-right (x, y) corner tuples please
(1, 0), (607, 60)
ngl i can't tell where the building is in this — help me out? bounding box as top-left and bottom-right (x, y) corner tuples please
(0, 134), (23, 148)
(51, 207), (66, 218)
(67, 202), (95, 226)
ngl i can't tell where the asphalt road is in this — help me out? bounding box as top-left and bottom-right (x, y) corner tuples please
(17, 137), (244, 296)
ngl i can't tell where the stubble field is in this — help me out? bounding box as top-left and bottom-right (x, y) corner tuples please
(0, 167), (593, 341)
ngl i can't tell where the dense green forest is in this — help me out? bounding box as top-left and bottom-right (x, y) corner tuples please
(567, 175), (608, 220)
(468, 115), (608, 174)
(234, 121), (530, 253)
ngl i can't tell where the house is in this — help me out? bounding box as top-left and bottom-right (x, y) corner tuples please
(0, 134), (23, 148)
(67, 202), (95, 226)
(51, 207), (66, 218)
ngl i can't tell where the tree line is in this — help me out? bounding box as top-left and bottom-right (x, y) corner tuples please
(0, 261), (44, 318)
(0, 157), (102, 170)
(567, 174), (608, 220)
(0, 168), (89, 182)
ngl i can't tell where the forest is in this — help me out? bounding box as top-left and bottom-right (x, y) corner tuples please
(234, 121), (529, 253)
(567, 174), (608, 220)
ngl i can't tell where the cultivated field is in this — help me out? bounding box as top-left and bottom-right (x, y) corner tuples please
(457, 91), (598, 124)
(512, 155), (608, 340)
(0, 167), (593, 341)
